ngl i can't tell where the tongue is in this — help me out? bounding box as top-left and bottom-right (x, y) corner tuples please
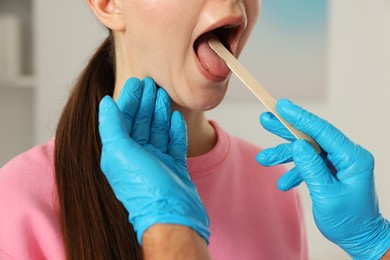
(195, 35), (230, 78)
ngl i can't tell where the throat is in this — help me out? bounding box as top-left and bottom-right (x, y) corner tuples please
(181, 112), (217, 158)
(187, 123), (217, 157)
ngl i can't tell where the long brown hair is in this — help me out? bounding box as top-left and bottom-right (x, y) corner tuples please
(54, 32), (143, 259)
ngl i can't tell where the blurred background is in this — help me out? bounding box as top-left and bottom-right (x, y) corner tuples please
(0, 0), (389, 259)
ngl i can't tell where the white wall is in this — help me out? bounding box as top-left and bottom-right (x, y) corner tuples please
(33, 0), (106, 143)
(0, 0), (34, 167)
(33, 0), (389, 259)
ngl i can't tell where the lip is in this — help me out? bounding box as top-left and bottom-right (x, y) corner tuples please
(194, 16), (247, 57)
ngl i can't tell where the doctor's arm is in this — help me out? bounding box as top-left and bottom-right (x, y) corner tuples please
(383, 250), (390, 259)
(142, 224), (209, 259)
(257, 99), (390, 260)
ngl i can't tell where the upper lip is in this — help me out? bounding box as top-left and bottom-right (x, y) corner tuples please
(194, 16), (247, 56)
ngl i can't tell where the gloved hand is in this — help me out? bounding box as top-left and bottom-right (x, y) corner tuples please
(98, 77), (210, 245)
(256, 99), (390, 260)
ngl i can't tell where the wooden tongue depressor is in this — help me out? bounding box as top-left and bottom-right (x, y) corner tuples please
(208, 38), (321, 153)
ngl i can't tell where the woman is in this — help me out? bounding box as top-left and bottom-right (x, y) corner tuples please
(0, 0), (306, 259)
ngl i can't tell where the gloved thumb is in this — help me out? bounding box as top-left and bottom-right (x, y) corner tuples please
(292, 140), (337, 192)
(98, 95), (128, 145)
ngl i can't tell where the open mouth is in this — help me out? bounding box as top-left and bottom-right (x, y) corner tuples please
(194, 24), (240, 54)
(194, 22), (242, 80)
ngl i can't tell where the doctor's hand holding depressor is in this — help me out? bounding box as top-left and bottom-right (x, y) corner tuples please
(257, 99), (390, 260)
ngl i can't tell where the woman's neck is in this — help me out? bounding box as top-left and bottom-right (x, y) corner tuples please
(172, 105), (217, 158)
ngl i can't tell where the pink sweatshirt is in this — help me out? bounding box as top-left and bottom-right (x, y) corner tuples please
(0, 121), (307, 259)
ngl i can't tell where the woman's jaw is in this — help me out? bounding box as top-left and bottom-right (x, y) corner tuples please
(112, 36), (233, 112)
(112, 0), (260, 113)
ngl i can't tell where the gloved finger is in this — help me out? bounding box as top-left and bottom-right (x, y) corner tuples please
(277, 167), (303, 191)
(276, 99), (356, 168)
(256, 143), (293, 167)
(333, 144), (374, 182)
(99, 96), (133, 180)
(116, 77), (143, 134)
(99, 96), (128, 144)
(260, 112), (295, 142)
(168, 111), (188, 167)
(150, 88), (171, 153)
(131, 77), (157, 144)
(292, 140), (337, 192)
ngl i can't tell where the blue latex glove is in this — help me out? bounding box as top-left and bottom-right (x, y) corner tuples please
(98, 77), (210, 245)
(256, 99), (390, 260)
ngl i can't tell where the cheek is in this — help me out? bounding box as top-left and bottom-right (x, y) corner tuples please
(237, 0), (260, 53)
(124, 1), (186, 29)
(246, 0), (260, 32)
(123, 1), (192, 56)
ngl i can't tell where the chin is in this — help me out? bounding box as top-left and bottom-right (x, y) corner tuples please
(156, 73), (230, 111)
(185, 90), (228, 112)
(191, 82), (230, 111)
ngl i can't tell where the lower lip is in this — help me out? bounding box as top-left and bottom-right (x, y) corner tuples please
(194, 50), (230, 83)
